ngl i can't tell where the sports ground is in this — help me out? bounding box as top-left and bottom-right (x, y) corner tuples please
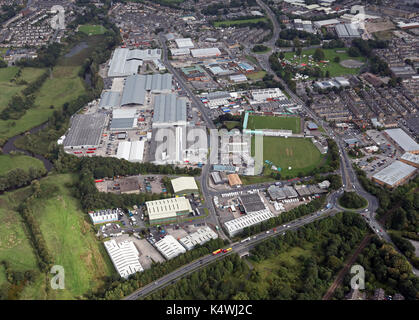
(246, 115), (301, 133)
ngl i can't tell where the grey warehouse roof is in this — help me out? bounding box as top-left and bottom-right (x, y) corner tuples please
(373, 160), (417, 187)
(120, 74), (173, 106)
(385, 128), (419, 152)
(153, 94), (187, 124)
(110, 118), (135, 130)
(64, 113), (107, 148)
(99, 91), (121, 109)
(335, 23), (360, 38)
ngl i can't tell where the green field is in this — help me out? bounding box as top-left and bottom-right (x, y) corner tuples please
(251, 136), (323, 178)
(247, 115), (301, 133)
(0, 65), (85, 142)
(78, 24), (107, 36)
(0, 67), (46, 113)
(247, 70), (267, 80)
(0, 154), (44, 176)
(214, 17), (268, 27)
(284, 48), (366, 77)
(223, 120), (241, 130)
(0, 174), (114, 299)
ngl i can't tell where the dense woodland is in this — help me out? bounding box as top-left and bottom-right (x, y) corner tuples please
(338, 191), (368, 209)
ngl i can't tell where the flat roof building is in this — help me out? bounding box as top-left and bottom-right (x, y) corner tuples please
(224, 209), (274, 237)
(384, 128), (419, 154)
(239, 193), (266, 213)
(108, 48), (162, 77)
(171, 177), (199, 195)
(175, 38), (194, 49)
(178, 226), (218, 250)
(152, 94), (187, 127)
(104, 240), (144, 278)
(372, 160), (417, 188)
(228, 173), (242, 187)
(63, 113), (107, 149)
(146, 197), (193, 224)
(154, 235), (186, 260)
(400, 152), (419, 168)
(191, 48), (221, 58)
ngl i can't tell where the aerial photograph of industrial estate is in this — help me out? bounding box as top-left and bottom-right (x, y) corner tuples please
(0, 0), (418, 308)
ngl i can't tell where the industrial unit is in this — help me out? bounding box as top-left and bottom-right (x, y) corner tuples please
(400, 152), (419, 168)
(88, 209), (120, 225)
(224, 209), (274, 237)
(178, 227), (218, 250)
(145, 197), (193, 224)
(104, 240), (144, 278)
(152, 93), (187, 127)
(63, 113), (108, 150)
(372, 160), (417, 188)
(239, 193), (266, 214)
(116, 140), (145, 162)
(154, 235), (187, 260)
(171, 177), (199, 195)
(384, 128), (419, 154)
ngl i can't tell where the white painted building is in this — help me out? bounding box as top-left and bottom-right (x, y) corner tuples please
(224, 209), (274, 237)
(104, 240), (144, 278)
(179, 227), (219, 250)
(154, 235), (187, 260)
(89, 209), (119, 225)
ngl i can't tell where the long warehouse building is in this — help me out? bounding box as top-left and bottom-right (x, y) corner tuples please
(146, 197), (193, 224)
(384, 128), (419, 154)
(372, 160), (417, 188)
(104, 240), (144, 279)
(224, 209), (274, 237)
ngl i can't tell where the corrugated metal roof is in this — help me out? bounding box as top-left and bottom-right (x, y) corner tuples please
(121, 75), (146, 105)
(99, 91), (121, 109)
(153, 94), (187, 124)
(110, 118), (135, 130)
(372, 160), (417, 187)
(385, 128), (419, 152)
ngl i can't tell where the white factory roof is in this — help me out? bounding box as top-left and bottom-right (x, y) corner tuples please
(400, 152), (419, 166)
(154, 235), (186, 260)
(104, 240), (144, 278)
(230, 74), (247, 82)
(171, 176), (198, 194)
(224, 209), (274, 236)
(372, 160), (417, 187)
(175, 38), (194, 49)
(116, 141), (144, 162)
(108, 48), (161, 77)
(112, 108), (137, 119)
(178, 227), (218, 250)
(314, 19), (340, 28)
(191, 48), (221, 58)
(385, 128), (419, 152)
(170, 48), (191, 56)
(146, 197), (193, 221)
(251, 88), (285, 100)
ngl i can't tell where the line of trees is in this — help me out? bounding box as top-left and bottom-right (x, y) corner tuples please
(0, 261), (38, 300)
(0, 166), (47, 192)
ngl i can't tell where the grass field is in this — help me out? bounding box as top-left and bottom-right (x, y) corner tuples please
(284, 48), (366, 77)
(223, 121), (241, 130)
(214, 17), (268, 27)
(0, 154), (44, 176)
(247, 70), (267, 80)
(251, 136), (323, 178)
(0, 174), (114, 299)
(0, 65), (85, 141)
(78, 24), (107, 36)
(247, 115), (301, 133)
(0, 67), (46, 113)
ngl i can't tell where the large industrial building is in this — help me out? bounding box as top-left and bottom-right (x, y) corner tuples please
(110, 108), (138, 131)
(99, 91), (121, 110)
(372, 160), (417, 188)
(63, 113), (107, 150)
(178, 226), (218, 250)
(145, 197), (193, 224)
(224, 209), (274, 237)
(384, 128), (419, 154)
(335, 23), (361, 38)
(120, 73), (173, 107)
(108, 48), (162, 77)
(116, 140), (145, 162)
(154, 235), (187, 260)
(171, 177), (199, 195)
(239, 193), (266, 214)
(88, 208), (120, 225)
(104, 240), (144, 278)
(174, 38), (194, 49)
(400, 152), (419, 168)
(190, 48), (221, 58)
(251, 88), (286, 102)
(152, 93), (187, 127)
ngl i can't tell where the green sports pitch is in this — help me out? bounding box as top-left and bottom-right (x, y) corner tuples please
(247, 115), (301, 133)
(251, 136), (323, 178)
(78, 24), (106, 36)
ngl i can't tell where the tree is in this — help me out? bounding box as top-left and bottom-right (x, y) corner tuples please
(313, 48), (325, 62)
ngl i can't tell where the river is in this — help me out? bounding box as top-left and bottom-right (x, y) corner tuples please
(2, 122), (54, 172)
